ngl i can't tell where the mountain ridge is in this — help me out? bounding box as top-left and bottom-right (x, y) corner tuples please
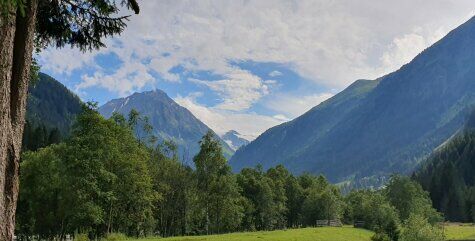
(222, 130), (250, 151)
(231, 16), (475, 181)
(26, 72), (83, 135)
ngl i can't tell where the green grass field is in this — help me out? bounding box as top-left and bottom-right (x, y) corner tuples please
(444, 224), (475, 240)
(134, 227), (373, 241)
(131, 225), (475, 241)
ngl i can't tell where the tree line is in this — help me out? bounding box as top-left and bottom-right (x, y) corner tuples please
(17, 104), (445, 241)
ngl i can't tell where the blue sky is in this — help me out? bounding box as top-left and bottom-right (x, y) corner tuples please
(38, 0), (475, 139)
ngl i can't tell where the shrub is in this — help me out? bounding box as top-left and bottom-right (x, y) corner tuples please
(371, 232), (391, 241)
(74, 234), (89, 241)
(101, 233), (128, 241)
(400, 215), (444, 241)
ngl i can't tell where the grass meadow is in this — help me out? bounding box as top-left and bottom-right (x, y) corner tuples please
(135, 227), (373, 241)
(130, 225), (475, 241)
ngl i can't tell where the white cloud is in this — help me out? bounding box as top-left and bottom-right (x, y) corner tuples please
(43, 0), (475, 91)
(266, 93), (334, 118)
(39, 47), (103, 75)
(269, 70), (283, 77)
(41, 0), (475, 90)
(175, 94), (284, 139)
(38, 1), (475, 136)
(78, 61), (154, 96)
(189, 68), (270, 111)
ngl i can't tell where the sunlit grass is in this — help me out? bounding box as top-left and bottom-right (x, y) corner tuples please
(129, 224), (475, 241)
(133, 227), (373, 241)
(444, 224), (475, 240)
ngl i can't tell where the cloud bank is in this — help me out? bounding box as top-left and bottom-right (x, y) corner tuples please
(39, 0), (475, 138)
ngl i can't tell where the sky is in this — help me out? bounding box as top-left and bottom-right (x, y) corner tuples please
(38, 0), (475, 140)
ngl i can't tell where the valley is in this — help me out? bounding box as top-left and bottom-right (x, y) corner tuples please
(3, 1), (475, 241)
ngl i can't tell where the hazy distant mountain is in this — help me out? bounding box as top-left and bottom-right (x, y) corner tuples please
(26, 73), (83, 135)
(222, 130), (250, 151)
(231, 16), (475, 182)
(99, 90), (234, 162)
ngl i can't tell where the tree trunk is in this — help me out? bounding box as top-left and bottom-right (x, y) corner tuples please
(0, 0), (38, 240)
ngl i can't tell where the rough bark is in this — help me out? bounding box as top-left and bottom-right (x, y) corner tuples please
(0, 0), (38, 240)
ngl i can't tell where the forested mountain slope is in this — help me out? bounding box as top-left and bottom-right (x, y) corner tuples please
(231, 16), (475, 182)
(26, 73), (83, 134)
(414, 111), (475, 222)
(23, 73), (83, 151)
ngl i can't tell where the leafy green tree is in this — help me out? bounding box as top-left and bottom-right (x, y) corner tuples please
(265, 165), (289, 229)
(148, 141), (196, 237)
(194, 131), (244, 234)
(236, 166), (287, 231)
(399, 215), (445, 241)
(16, 144), (66, 240)
(16, 104), (156, 238)
(301, 176), (343, 226)
(67, 104), (155, 236)
(284, 175), (304, 228)
(385, 176), (442, 223)
(344, 190), (400, 241)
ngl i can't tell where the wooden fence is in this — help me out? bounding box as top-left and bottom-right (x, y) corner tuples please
(315, 219), (342, 227)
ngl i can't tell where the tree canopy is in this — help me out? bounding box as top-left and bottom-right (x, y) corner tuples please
(17, 108), (447, 240)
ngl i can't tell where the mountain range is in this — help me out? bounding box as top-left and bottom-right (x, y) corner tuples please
(26, 16), (475, 184)
(230, 16), (475, 182)
(98, 90), (234, 162)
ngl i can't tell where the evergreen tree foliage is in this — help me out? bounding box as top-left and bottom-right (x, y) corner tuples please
(35, 0), (139, 51)
(22, 121), (62, 151)
(414, 130), (475, 222)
